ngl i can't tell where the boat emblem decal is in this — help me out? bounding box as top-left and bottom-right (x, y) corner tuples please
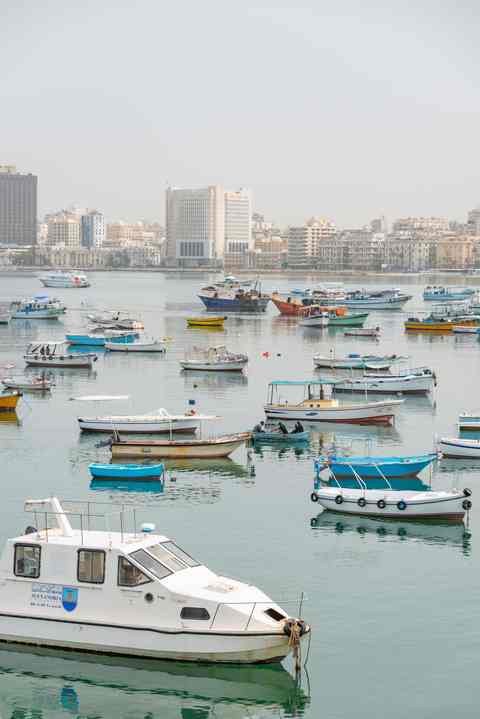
(62, 586), (78, 612)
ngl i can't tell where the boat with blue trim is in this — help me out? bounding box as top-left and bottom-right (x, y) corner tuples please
(198, 278), (270, 313)
(66, 332), (138, 346)
(341, 289), (411, 310)
(423, 286), (474, 301)
(10, 296), (66, 320)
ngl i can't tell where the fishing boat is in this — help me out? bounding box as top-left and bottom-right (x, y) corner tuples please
(458, 413), (480, 431)
(0, 391), (22, 412)
(331, 371), (434, 395)
(452, 326), (479, 334)
(0, 496), (309, 662)
(40, 270), (90, 288)
(264, 380), (403, 425)
(438, 438), (480, 458)
(1, 375), (53, 392)
(341, 289), (411, 310)
(310, 485), (471, 521)
(300, 308), (368, 328)
(344, 327), (380, 338)
(314, 453), (437, 480)
(111, 431), (252, 459)
(78, 407), (214, 434)
(198, 279), (270, 313)
(89, 463), (165, 479)
(180, 346), (248, 372)
(405, 302), (480, 332)
(104, 338), (166, 353)
(423, 286), (474, 301)
(24, 341), (97, 369)
(86, 311), (144, 330)
(187, 316), (226, 328)
(271, 293), (347, 317)
(10, 296), (66, 320)
(66, 332), (138, 347)
(252, 423), (309, 443)
(313, 353), (402, 371)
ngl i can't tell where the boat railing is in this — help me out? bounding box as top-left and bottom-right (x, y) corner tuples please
(209, 593), (308, 631)
(24, 498), (155, 545)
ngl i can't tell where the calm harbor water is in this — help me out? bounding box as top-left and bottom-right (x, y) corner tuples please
(0, 271), (479, 718)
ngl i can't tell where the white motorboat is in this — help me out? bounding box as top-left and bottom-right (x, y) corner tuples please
(438, 437), (480, 458)
(40, 271), (90, 288)
(310, 486), (471, 521)
(313, 353), (403, 371)
(1, 375), (53, 392)
(24, 341), (97, 369)
(332, 372), (434, 395)
(264, 380), (403, 425)
(0, 497), (309, 662)
(105, 338), (166, 353)
(78, 407), (215, 433)
(180, 346), (248, 372)
(10, 296), (66, 320)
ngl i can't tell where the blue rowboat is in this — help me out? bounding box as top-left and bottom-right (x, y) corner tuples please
(253, 430), (309, 443)
(314, 453), (437, 479)
(89, 463), (164, 479)
(66, 333), (137, 346)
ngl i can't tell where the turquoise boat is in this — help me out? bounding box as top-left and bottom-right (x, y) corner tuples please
(314, 453), (437, 480)
(252, 430), (309, 443)
(88, 463), (165, 479)
(66, 332), (138, 347)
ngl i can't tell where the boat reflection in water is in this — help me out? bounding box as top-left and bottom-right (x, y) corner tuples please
(90, 478), (165, 494)
(310, 512), (472, 555)
(0, 410), (20, 426)
(182, 370), (248, 390)
(0, 645), (309, 719)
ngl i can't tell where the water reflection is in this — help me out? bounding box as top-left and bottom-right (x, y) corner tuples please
(0, 645), (309, 718)
(310, 512), (471, 554)
(0, 411), (20, 426)
(182, 371), (248, 390)
(90, 478), (165, 494)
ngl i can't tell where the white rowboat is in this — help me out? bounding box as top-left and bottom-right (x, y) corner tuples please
(438, 437), (480, 458)
(105, 339), (166, 353)
(78, 408), (214, 434)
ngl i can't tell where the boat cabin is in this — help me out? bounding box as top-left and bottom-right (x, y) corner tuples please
(266, 380), (340, 409)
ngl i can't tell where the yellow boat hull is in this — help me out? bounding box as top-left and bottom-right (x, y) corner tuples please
(0, 392), (21, 411)
(187, 316), (226, 328)
(405, 318), (478, 332)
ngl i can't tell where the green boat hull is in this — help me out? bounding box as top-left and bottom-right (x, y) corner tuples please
(328, 313), (369, 327)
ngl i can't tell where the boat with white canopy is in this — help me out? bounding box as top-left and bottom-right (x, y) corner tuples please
(24, 341), (97, 369)
(0, 496), (309, 662)
(264, 380), (403, 425)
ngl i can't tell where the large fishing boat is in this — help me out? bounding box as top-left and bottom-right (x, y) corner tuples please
(423, 286), (474, 301)
(0, 496), (309, 662)
(198, 278), (270, 313)
(341, 289), (412, 310)
(10, 296), (66, 320)
(264, 380), (403, 425)
(40, 270), (90, 288)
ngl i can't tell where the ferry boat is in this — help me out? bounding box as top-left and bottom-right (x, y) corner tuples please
(10, 296), (66, 320)
(423, 286), (474, 301)
(198, 279), (270, 313)
(341, 289), (412, 310)
(40, 270), (90, 288)
(0, 497), (309, 662)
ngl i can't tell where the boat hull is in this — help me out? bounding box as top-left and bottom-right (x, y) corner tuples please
(66, 334), (137, 346)
(271, 297), (305, 316)
(104, 342), (165, 352)
(11, 310), (63, 319)
(313, 357), (395, 370)
(333, 375), (433, 395)
(40, 279), (90, 288)
(327, 313), (369, 327)
(25, 354), (95, 368)
(78, 418), (199, 433)
(187, 317), (226, 327)
(180, 361), (247, 371)
(0, 614), (307, 663)
(405, 318), (478, 332)
(199, 296), (270, 313)
(316, 454), (437, 479)
(312, 488), (468, 521)
(342, 299), (407, 309)
(438, 439), (480, 458)
(89, 463), (164, 479)
(1, 380), (51, 391)
(264, 401), (402, 425)
(253, 431), (309, 443)
(111, 434), (250, 458)
(0, 393), (21, 411)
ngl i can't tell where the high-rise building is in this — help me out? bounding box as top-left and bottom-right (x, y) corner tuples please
(224, 188), (252, 257)
(165, 186), (225, 266)
(81, 211), (105, 249)
(0, 165), (37, 247)
(287, 217), (336, 267)
(47, 212), (81, 248)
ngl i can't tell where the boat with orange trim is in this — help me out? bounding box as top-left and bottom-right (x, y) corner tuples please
(0, 391), (22, 412)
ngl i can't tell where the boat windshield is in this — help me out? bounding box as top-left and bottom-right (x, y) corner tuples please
(161, 541), (200, 568)
(130, 549), (172, 580)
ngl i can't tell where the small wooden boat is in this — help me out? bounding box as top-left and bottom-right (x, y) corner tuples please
(180, 346), (248, 372)
(438, 438), (480, 458)
(110, 432), (251, 459)
(1, 375), (53, 391)
(0, 391), (22, 411)
(452, 326), (479, 334)
(264, 380), (403, 426)
(252, 430), (309, 443)
(104, 338), (166, 352)
(88, 462), (165, 479)
(344, 327), (380, 338)
(313, 353), (402, 371)
(310, 486), (471, 521)
(78, 407), (214, 433)
(458, 413), (480, 431)
(66, 332), (138, 346)
(187, 316), (226, 328)
(24, 341), (97, 369)
(314, 453), (437, 479)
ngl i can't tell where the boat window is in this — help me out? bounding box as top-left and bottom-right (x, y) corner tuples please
(14, 544), (41, 578)
(160, 541), (200, 568)
(265, 608), (286, 622)
(118, 556), (152, 587)
(146, 544), (188, 572)
(130, 549), (172, 580)
(77, 549), (105, 584)
(180, 607), (210, 620)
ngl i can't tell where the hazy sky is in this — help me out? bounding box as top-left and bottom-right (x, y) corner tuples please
(1, 1), (479, 226)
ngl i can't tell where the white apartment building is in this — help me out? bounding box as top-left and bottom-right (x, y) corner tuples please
(287, 217), (336, 267)
(47, 212), (81, 248)
(81, 210), (105, 249)
(224, 188), (252, 256)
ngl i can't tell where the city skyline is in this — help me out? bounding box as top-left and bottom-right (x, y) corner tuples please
(2, 1), (479, 226)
